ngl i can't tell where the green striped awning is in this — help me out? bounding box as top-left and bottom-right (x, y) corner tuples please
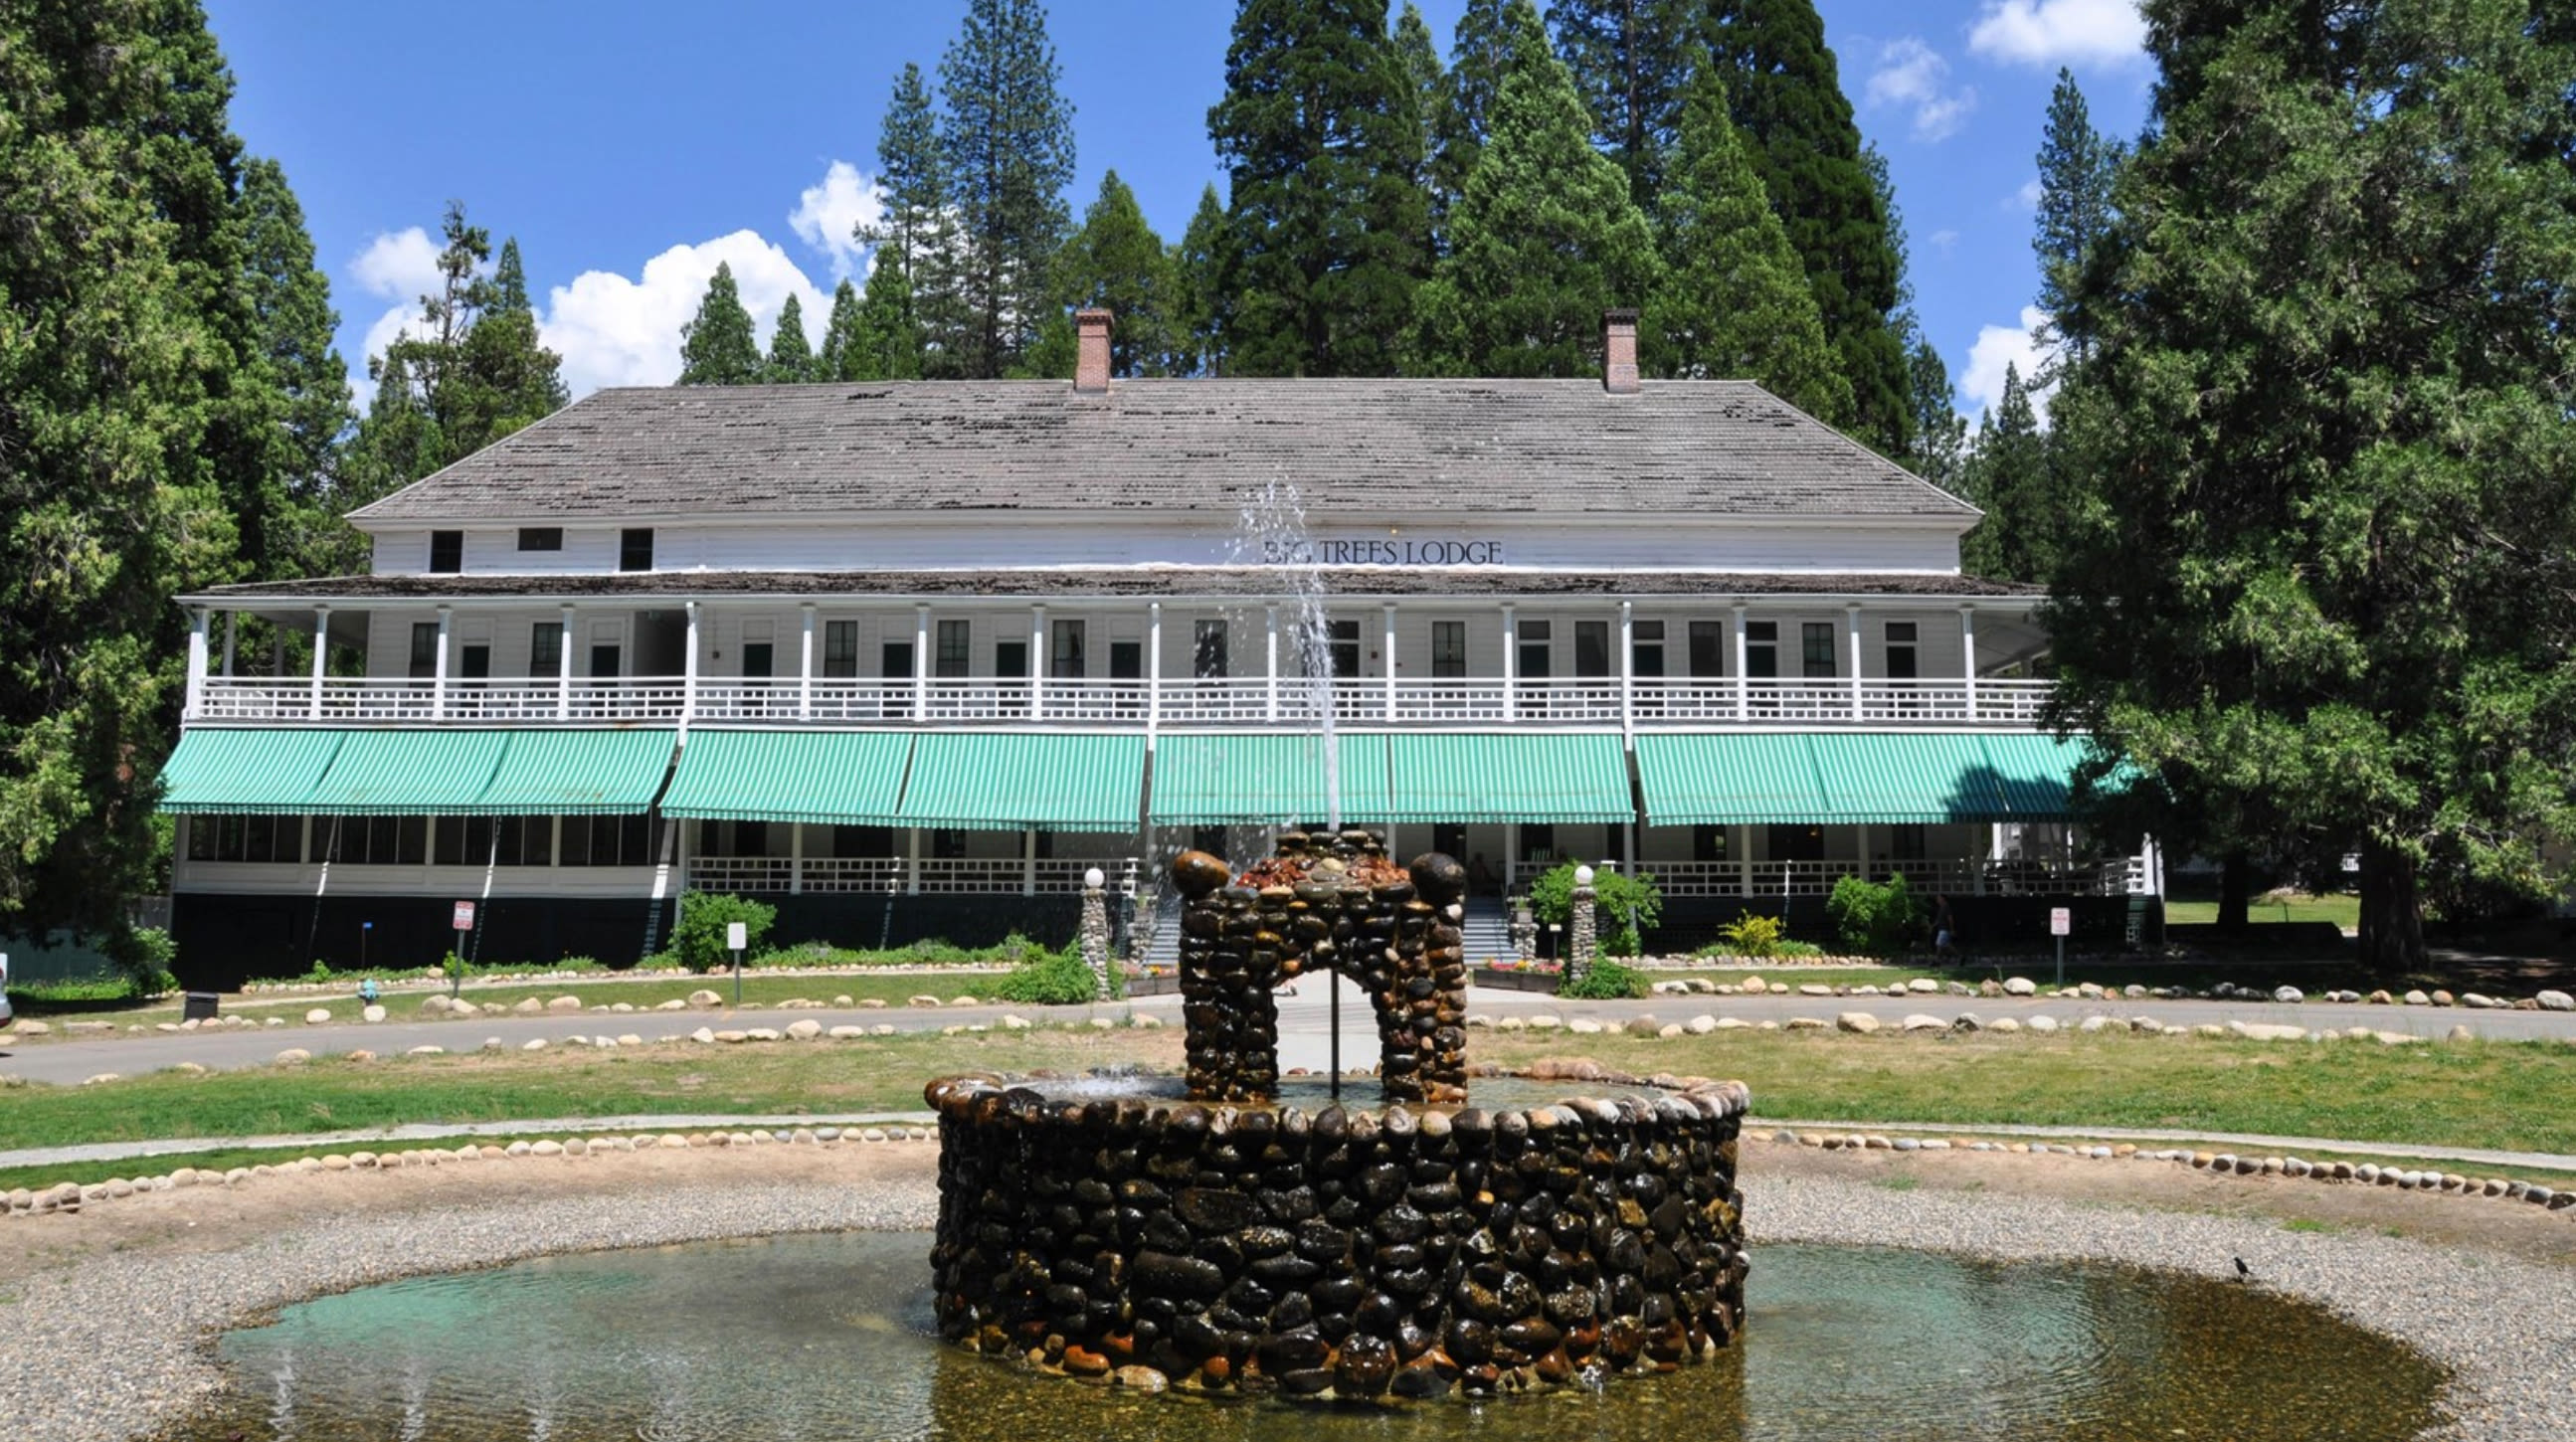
(1382, 733), (1633, 823)
(899, 733), (1145, 829)
(1805, 733), (2010, 823)
(1635, 734), (1827, 824)
(158, 729), (351, 814)
(297, 729), (512, 814)
(472, 730), (676, 815)
(658, 729), (914, 825)
(1148, 733), (1392, 825)
(1637, 733), (2098, 825)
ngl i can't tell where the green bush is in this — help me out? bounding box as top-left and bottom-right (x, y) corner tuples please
(1526, 862), (1664, 957)
(672, 892), (778, 975)
(1826, 874), (1926, 956)
(1704, 913), (1788, 960)
(1560, 958), (1648, 999)
(990, 945), (1103, 1004)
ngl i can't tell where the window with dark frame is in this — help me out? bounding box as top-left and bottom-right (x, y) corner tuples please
(1689, 620), (1726, 678)
(1631, 619), (1665, 677)
(823, 621), (859, 678)
(935, 620), (971, 678)
(1573, 620), (1611, 678)
(1744, 621), (1777, 679)
(516, 527), (563, 552)
(530, 623), (564, 678)
(408, 622), (439, 679)
(618, 528), (653, 572)
(1430, 621), (1467, 679)
(1885, 621), (1920, 680)
(1194, 619), (1228, 679)
(1802, 622), (1837, 679)
(1050, 619), (1085, 678)
(1328, 619), (1361, 678)
(428, 530), (462, 573)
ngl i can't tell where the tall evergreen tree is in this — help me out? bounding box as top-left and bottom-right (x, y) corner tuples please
(1956, 363), (2049, 581)
(453, 237), (566, 438)
(1, 0), (241, 938)
(1549, 0), (1703, 212)
(1644, 61), (1848, 419)
(1706, 0), (1910, 452)
(2048, 0), (2576, 970)
(2032, 68), (2121, 364)
(1427, 0), (1516, 216)
(937, 0), (1077, 379)
(854, 260), (925, 380)
(858, 63), (960, 376)
(235, 156), (359, 579)
(1170, 183), (1231, 376)
(1209, 0), (1429, 377)
(766, 292), (817, 382)
(1390, 2), (1447, 255)
(819, 278), (866, 381)
(676, 262), (762, 385)
(1411, 1), (1660, 376)
(1055, 171), (1177, 375)
(1902, 338), (1967, 496)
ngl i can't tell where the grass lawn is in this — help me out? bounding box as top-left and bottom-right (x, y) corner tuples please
(10, 971), (1032, 1031)
(1481, 1028), (2576, 1158)
(2166, 893), (2362, 930)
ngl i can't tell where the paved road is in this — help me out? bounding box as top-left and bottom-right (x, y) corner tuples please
(5, 982), (2571, 1088)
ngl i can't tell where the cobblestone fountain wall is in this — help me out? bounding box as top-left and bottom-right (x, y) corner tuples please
(1173, 830), (1467, 1106)
(927, 1078), (1751, 1399)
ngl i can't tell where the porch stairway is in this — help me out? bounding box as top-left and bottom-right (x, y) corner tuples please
(1137, 894), (1183, 971)
(1460, 896), (1517, 966)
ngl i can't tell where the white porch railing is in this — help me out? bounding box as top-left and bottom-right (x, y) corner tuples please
(193, 674), (2056, 730)
(684, 856), (1138, 897)
(1642, 857), (2129, 899)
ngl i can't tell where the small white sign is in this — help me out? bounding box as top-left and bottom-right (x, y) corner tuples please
(452, 901), (475, 932)
(2049, 907), (2072, 937)
(727, 921), (749, 952)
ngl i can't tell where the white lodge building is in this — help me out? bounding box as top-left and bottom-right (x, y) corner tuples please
(159, 312), (2157, 985)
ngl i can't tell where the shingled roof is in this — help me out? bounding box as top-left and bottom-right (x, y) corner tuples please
(348, 379), (1978, 524)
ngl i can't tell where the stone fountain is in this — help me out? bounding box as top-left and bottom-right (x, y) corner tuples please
(927, 829), (1750, 1401)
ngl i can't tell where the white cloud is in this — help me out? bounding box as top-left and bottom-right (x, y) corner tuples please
(2007, 177), (2044, 211)
(537, 230), (827, 396)
(1928, 228), (1960, 257)
(1958, 306), (2060, 424)
(1865, 38), (1977, 142)
(788, 160), (884, 278)
(346, 227), (448, 395)
(1967, 0), (2148, 69)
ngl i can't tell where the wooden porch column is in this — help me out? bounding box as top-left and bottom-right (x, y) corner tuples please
(1847, 602), (1864, 722)
(1147, 601), (1164, 739)
(220, 612), (237, 678)
(1030, 604), (1047, 718)
(912, 604), (930, 717)
(1022, 827), (1037, 897)
(1960, 605), (1979, 722)
(1736, 824), (1752, 896)
(310, 607), (329, 719)
(681, 602), (700, 739)
(184, 609), (210, 718)
(1382, 602), (1397, 723)
(555, 605), (575, 720)
(789, 822), (805, 896)
(1618, 600), (1635, 735)
(1731, 604), (1748, 722)
(431, 606), (453, 721)
(1501, 603), (1518, 716)
(798, 604), (816, 721)
(1264, 604), (1279, 722)
(906, 826), (922, 895)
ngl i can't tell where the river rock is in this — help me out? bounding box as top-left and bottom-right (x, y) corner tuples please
(1835, 1012), (1879, 1034)
(2537, 990), (2574, 1012)
(303, 1007), (331, 1024)
(2003, 977), (2037, 996)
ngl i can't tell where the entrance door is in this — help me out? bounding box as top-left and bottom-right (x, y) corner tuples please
(881, 640), (914, 719)
(1517, 620), (1552, 717)
(1110, 639), (1143, 720)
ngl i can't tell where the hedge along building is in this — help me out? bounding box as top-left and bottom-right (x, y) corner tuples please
(158, 310), (2155, 986)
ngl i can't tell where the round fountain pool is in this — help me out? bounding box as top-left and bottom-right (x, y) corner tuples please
(170, 1230), (2445, 1441)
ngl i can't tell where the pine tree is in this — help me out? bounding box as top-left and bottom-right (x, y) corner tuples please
(1706, 0), (1911, 453)
(677, 262), (762, 385)
(854, 260), (925, 380)
(819, 279), (865, 381)
(235, 156), (359, 579)
(1428, 0), (1515, 217)
(1054, 171), (1176, 375)
(1209, 0), (1429, 377)
(1956, 363), (2049, 581)
(0, 0), (238, 937)
(1170, 183), (1231, 376)
(454, 237), (567, 440)
(858, 64), (961, 375)
(2032, 68), (2121, 364)
(2048, 0), (2576, 971)
(1411, 1), (1660, 377)
(938, 0), (1077, 379)
(1644, 61), (1847, 419)
(766, 292), (817, 382)
(1389, 2), (1447, 255)
(1903, 338), (1967, 497)
(1548, 0), (1703, 213)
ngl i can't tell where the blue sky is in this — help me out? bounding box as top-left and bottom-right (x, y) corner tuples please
(205, 0), (2151, 423)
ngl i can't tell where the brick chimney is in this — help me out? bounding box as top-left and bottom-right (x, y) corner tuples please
(1074, 307), (1113, 393)
(1602, 308), (1640, 394)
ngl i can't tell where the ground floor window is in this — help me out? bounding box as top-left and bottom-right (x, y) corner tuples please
(435, 816), (556, 867)
(561, 814), (653, 866)
(187, 814), (301, 863)
(325, 815), (429, 867)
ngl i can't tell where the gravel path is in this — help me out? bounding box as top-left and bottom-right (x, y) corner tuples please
(1, 1154), (2566, 1442)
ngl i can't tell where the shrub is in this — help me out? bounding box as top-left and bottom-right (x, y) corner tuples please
(1526, 862), (1664, 957)
(1560, 958), (1647, 999)
(672, 892), (778, 975)
(1706, 913), (1789, 960)
(1826, 874), (1926, 956)
(118, 926), (178, 998)
(990, 945), (1103, 1004)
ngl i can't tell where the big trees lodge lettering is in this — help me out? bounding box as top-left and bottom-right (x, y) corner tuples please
(1257, 537), (1504, 566)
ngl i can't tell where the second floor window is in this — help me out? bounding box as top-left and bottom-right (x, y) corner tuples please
(619, 528), (653, 572)
(1802, 622), (1837, 679)
(1689, 620), (1726, 678)
(530, 623), (564, 678)
(1431, 621), (1466, 679)
(1050, 619), (1085, 678)
(1885, 621), (1919, 680)
(516, 527), (562, 552)
(409, 622), (439, 679)
(823, 621), (858, 677)
(429, 530), (462, 574)
(936, 620), (971, 678)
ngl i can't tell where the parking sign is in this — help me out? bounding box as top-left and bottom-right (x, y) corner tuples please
(453, 900), (476, 932)
(2049, 907), (2071, 937)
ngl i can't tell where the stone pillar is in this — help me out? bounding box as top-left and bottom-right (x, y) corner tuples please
(1567, 864), (1598, 987)
(1510, 904), (1538, 964)
(1079, 867), (1113, 999)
